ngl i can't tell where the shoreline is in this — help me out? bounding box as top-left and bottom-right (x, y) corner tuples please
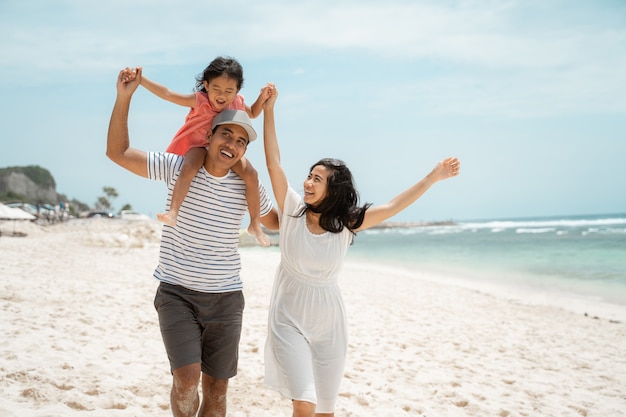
(341, 256), (626, 324)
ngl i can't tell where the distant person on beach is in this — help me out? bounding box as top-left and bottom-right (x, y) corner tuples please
(107, 66), (279, 417)
(121, 57), (275, 246)
(261, 88), (460, 416)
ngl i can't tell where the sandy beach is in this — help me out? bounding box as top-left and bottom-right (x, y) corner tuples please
(1, 219), (625, 416)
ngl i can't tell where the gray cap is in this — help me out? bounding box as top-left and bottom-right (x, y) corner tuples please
(211, 109), (257, 142)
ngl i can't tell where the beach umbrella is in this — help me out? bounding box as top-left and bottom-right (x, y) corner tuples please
(0, 203), (37, 220)
(0, 203), (37, 236)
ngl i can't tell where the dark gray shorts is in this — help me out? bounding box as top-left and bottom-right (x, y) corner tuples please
(153, 282), (245, 379)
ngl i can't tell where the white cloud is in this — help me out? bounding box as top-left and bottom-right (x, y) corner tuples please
(3, 1), (624, 71)
(1, 0), (624, 118)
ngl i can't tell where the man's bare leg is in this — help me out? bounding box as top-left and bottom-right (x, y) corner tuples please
(171, 363), (201, 417)
(198, 374), (229, 417)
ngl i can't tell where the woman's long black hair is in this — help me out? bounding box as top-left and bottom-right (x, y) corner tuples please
(295, 158), (372, 234)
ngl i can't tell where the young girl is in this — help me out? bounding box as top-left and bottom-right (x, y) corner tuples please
(261, 89), (460, 416)
(122, 57), (274, 246)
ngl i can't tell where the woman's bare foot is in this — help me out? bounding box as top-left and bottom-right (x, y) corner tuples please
(157, 210), (178, 227)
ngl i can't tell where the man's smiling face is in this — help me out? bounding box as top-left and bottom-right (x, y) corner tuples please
(205, 124), (249, 175)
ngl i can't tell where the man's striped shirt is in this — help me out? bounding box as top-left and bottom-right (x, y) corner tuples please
(147, 152), (273, 293)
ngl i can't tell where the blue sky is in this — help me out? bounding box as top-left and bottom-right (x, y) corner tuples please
(1, 0), (625, 222)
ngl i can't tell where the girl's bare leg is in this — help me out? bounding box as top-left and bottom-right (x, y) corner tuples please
(232, 157), (270, 247)
(157, 147), (206, 226)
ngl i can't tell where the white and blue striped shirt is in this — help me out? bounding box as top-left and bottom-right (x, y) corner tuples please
(147, 152), (273, 293)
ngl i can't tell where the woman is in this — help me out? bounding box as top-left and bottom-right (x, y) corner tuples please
(261, 90), (460, 416)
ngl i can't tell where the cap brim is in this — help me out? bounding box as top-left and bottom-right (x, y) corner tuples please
(226, 121), (257, 142)
(212, 109), (258, 142)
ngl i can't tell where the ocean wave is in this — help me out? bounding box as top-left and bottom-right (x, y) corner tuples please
(516, 228), (557, 234)
(361, 214), (626, 237)
(582, 227), (626, 236)
(459, 215), (626, 231)
(426, 228), (465, 235)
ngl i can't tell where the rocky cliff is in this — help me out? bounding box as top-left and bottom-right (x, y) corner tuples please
(0, 166), (58, 203)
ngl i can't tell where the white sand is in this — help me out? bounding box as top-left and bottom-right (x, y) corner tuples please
(1, 219), (625, 417)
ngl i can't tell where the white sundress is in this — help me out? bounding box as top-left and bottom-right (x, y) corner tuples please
(264, 186), (353, 413)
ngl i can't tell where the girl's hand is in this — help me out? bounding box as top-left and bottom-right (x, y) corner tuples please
(116, 67), (142, 97)
(120, 66), (141, 83)
(259, 82), (276, 102)
(264, 86), (279, 109)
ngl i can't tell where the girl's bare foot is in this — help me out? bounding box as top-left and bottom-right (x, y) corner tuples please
(248, 222), (271, 247)
(157, 210), (178, 227)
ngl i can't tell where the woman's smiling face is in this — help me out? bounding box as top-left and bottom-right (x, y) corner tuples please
(303, 165), (330, 206)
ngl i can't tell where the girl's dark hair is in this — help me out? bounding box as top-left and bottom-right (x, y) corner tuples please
(195, 56), (244, 92)
(296, 158), (372, 235)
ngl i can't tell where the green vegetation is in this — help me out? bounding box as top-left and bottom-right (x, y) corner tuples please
(0, 190), (29, 202)
(95, 186), (120, 212)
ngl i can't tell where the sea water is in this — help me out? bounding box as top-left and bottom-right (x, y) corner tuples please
(347, 213), (626, 316)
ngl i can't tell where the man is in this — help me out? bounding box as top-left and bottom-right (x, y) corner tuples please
(107, 67), (278, 417)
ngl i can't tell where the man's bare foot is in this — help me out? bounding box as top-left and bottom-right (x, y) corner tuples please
(248, 223), (271, 247)
(157, 210), (178, 227)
